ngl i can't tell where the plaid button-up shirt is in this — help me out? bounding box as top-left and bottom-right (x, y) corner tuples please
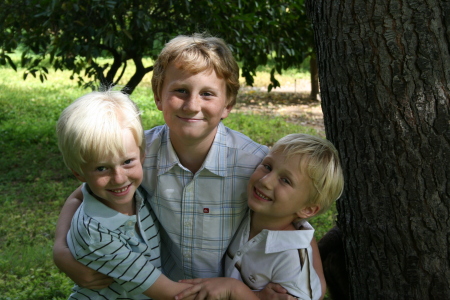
(142, 123), (268, 280)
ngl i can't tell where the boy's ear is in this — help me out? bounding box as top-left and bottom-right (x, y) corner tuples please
(71, 169), (87, 182)
(220, 104), (234, 120)
(155, 96), (163, 111)
(296, 205), (320, 219)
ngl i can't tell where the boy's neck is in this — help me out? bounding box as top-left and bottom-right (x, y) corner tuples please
(170, 131), (216, 174)
(99, 196), (136, 216)
(249, 211), (297, 240)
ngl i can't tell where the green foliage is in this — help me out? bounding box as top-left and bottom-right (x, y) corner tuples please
(0, 0), (313, 94)
(0, 65), (333, 299)
(0, 268), (72, 300)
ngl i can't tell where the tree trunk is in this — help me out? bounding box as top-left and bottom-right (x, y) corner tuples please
(122, 57), (153, 95)
(309, 53), (319, 101)
(306, 1), (450, 299)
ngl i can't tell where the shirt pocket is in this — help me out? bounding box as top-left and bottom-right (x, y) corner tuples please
(196, 203), (248, 250)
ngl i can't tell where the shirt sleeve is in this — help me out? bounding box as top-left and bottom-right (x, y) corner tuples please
(270, 248), (321, 300)
(68, 214), (162, 295)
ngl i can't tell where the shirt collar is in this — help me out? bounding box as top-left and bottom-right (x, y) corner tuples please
(264, 220), (315, 254)
(157, 122), (228, 177)
(157, 124), (179, 175)
(81, 183), (142, 231)
(202, 122), (227, 176)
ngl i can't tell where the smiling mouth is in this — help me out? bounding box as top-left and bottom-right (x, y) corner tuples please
(109, 185), (130, 194)
(254, 188), (272, 201)
(177, 116), (203, 121)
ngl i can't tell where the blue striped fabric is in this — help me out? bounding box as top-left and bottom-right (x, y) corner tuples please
(142, 122), (268, 280)
(67, 184), (161, 299)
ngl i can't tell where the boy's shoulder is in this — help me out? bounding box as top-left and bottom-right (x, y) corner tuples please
(220, 123), (269, 158)
(144, 124), (166, 145)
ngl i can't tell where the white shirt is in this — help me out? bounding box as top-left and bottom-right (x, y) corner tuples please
(67, 184), (162, 299)
(142, 123), (268, 280)
(225, 212), (322, 300)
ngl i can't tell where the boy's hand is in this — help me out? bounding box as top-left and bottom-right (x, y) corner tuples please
(175, 277), (259, 300)
(54, 244), (113, 289)
(66, 261), (114, 289)
(255, 283), (298, 300)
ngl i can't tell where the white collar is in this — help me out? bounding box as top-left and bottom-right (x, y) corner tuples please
(247, 214), (315, 254)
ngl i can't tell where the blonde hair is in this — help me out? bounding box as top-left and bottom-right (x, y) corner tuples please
(56, 90), (144, 175)
(271, 134), (344, 216)
(151, 33), (240, 107)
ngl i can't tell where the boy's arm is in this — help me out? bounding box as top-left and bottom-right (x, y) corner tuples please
(255, 283), (296, 300)
(53, 186), (113, 289)
(311, 237), (326, 299)
(143, 274), (196, 300)
(175, 277), (264, 300)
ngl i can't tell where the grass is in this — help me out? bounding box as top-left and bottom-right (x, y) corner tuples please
(0, 62), (335, 299)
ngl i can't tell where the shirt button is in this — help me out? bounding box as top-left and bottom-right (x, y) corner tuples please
(184, 221), (192, 227)
(184, 252), (190, 258)
(237, 251), (242, 256)
(127, 221), (134, 226)
(129, 232), (135, 237)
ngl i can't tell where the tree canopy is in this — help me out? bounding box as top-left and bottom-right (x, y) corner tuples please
(0, 0), (313, 94)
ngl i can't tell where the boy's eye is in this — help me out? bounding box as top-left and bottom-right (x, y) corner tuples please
(201, 91), (213, 97)
(96, 166), (107, 172)
(262, 164), (271, 171)
(175, 89), (188, 94)
(281, 178), (291, 185)
(124, 159), (132, 165)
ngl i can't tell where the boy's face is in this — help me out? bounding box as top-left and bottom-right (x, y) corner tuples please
(155, 62), (232, 146)
(73, 129), (144, 215)
(247, 150), (319, 223)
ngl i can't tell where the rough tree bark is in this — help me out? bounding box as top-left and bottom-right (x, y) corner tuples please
(306, 1), (450, 299)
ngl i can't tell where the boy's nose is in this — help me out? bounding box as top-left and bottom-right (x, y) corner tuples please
(183, 94), (201, 112)
(259, 173), (275, 190)
(112, 168), (127, 184)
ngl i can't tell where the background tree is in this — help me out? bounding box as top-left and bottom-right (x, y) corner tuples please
(306, 0), (450, 299)
(0, 0), (316, 95)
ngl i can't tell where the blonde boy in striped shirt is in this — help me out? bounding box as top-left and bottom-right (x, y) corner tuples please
(56, 90), (203, 299)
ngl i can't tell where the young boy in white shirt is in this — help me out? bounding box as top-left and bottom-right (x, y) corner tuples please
(53, 34), (324, 300)
(176, 133), (344, 300)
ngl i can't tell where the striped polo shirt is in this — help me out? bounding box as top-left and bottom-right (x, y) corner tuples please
(142, 122), (268, 280)
(225, 212), (322, 300)
(67, 184), (161, 299)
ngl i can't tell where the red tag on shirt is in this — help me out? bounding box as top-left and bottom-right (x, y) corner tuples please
(203, 208), (209, 213)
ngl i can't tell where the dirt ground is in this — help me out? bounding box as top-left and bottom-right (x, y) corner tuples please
(234, 79), (325, 136)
